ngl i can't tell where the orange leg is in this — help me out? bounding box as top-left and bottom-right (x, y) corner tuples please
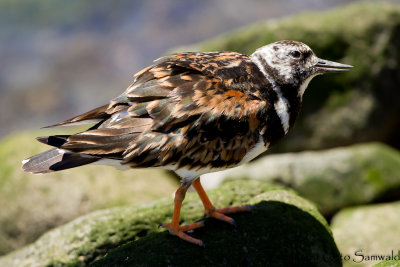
(159, 185), (205, 247)
(192, 178), (252, 225)
(160, 178), (252, 247)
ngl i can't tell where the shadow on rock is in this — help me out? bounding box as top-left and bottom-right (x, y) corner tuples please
(91, 201), (341, 267)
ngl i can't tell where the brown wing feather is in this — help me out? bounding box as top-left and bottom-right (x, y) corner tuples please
(118, 62), (267, 169)
(42, 52), (270, 170)
(153, 52), (269, 100)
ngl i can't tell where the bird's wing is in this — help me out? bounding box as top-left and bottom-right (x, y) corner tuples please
(45, 52), (270, 169)
(149, 52), (268, 99)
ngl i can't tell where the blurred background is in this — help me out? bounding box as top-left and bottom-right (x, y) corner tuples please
(1, 0), (359, 137)
(1, 0), (400, 266)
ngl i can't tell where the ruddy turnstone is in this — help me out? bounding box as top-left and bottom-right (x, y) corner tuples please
(22, 40), (352, 247)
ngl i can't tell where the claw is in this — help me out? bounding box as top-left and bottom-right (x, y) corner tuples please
(199, 241), (206, 248)
(203, 205), (252, 227)
(159, 221), (206, 247)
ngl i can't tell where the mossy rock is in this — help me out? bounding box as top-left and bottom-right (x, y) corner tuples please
(202, 142), (400, 217)
(0, 131), (178, 255)
(0, 180), (341, 267)
(173, 2), (400, 152)
(374, 260), (400, 267)
(332, 201), (400, 267)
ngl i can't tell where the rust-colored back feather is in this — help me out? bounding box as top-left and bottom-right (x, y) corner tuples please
(25, 51), (273, 172)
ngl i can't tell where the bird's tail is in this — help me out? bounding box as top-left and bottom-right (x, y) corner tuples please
(22, 147), (100, 174)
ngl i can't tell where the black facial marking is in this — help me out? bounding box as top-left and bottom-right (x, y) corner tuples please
(254, 50), (303, 130)
(256, 54), (287, 85)
(303, 50), (312, 59)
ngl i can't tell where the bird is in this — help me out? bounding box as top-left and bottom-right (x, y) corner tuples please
(22, 40), (352, 247)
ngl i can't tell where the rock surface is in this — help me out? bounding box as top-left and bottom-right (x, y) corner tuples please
(374, 260), (400, 267)
(0, 131), (178, 255)
(331, 201), (400, 267)
(174, 2), (400, 152)
(202, 143), (400, 216)
(0, 180), (341, 267)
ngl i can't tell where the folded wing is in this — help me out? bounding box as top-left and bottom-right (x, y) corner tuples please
(23, 52), (270, 173)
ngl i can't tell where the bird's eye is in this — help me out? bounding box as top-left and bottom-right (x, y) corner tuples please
(290, 50), (301, 58)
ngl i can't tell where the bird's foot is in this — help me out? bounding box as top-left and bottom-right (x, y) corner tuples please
(205, 205), (253, 226)
(159, 221), (205, 247)
(159, 205), (252, 247)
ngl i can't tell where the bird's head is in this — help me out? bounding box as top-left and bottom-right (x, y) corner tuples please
(250, 40), (352, 97)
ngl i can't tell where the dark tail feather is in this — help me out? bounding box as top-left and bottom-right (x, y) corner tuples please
(22, 148), (100, 174)
(36, 135), (69, 147)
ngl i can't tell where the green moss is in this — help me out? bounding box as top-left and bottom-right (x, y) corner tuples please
(210, 143), (400, 217)
(0, 180), (339, 266)
(91, 201), (339, 267)
(374, 260), (400, 267)
(90, 183), (339, 266)
(365, 168), (383, 187)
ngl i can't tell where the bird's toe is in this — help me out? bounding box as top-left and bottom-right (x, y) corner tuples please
(159, 221), (206, 247)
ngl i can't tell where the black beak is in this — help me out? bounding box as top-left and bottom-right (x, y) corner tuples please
(315, 58), (353, 73)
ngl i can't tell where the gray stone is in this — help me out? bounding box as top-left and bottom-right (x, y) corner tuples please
(331, 201), (400, 267)
(202, 143), (400, 216)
